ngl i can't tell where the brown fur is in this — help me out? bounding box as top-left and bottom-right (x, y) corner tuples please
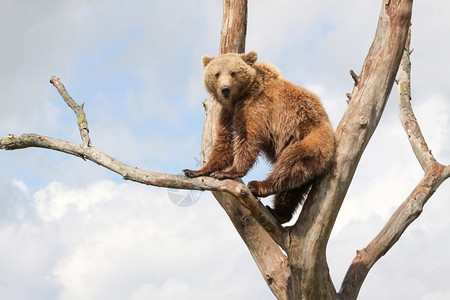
(183, 51), (336, 223)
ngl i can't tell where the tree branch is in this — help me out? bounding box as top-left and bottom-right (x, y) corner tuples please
(339, 26), (449, 300)
(349, 70), (359, 86)
(339, 161), (448, 299)
(286, 0), (413, 298)
(0, 132), (287, 249)
(0, 132), (228, 191)
(50, 76), (91, 147)
(0, 135), (288, 250)
(1, 76), (287, 250)
(397, 29), (436, 171)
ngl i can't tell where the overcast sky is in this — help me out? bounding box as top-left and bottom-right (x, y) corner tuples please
(0, 1), (449, 299)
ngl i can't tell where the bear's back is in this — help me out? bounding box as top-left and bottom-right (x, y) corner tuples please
(252, 62), (326, 122)
(254, 62), (283, 80)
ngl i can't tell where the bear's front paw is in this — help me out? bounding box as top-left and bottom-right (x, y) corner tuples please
(183, 169), (207, 178)
(248, 180), (273, 197)
(183, 169), (196, 178)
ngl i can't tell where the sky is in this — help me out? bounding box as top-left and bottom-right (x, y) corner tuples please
(0, 0), (449, 299)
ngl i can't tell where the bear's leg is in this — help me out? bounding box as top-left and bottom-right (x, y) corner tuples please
(268, 186), (309, 223)
(184, 111), (234, 178)
(209, 147), (258, 179)
(183, 142), (234, 178)
(248, 138), (326, 197)
(209, 134), (260, 180)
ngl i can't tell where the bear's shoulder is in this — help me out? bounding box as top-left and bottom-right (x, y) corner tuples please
(254, 62), (283, 79)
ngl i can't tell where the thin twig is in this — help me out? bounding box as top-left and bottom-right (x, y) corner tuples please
(50, 76), (91, 147)
(349, 70), (359, 86)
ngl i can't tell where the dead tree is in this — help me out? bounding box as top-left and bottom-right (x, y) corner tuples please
(1, 0), (448, 299)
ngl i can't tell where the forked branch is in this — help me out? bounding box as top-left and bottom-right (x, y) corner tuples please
(339, 28), (449, 300)
(50, 76), (91, 147)
(339, 162), (447, 299)
(0, 76), (286, 249)
(397, 30), (436, 170)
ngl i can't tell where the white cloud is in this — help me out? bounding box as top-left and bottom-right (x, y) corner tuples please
(34, 180), (114, 222)
(0, 179), (273, 299)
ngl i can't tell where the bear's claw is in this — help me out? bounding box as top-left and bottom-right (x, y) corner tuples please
(183, 169), (198, 178)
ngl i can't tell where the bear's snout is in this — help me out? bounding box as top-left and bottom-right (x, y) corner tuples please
(221, 86), (231, 98)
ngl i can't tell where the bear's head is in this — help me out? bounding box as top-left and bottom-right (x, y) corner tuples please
(202, 51), (258, 109)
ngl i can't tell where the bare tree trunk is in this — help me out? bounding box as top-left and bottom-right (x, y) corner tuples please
(201, 1), (292, 299)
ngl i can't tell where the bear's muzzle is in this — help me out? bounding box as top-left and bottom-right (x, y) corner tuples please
(221, 86), (231, 98)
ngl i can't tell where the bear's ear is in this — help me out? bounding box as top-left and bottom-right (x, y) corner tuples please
(241, 51), (258, 66)
(202, 55), (214, 69)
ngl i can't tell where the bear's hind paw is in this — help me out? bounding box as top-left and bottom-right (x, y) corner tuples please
(210, 171), (239, 180)
(248, 180), (273, 197)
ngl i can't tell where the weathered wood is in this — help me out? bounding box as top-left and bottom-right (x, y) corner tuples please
(0, 133), (238, 192)
(397, 30), (436, 171)
(339, 27), (450, 300)
(340, 162), (447, 300)
(287, 0), (414, 299)
(50, 76), (91, 147)
(219, 0), (247, 54)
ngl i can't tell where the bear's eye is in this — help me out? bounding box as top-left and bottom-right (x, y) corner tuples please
(230, 71), (236, 77)
(215, 72), (220, 78)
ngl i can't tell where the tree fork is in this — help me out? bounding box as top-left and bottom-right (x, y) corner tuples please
(289, 0), (414, 299)
(339, 28), (450, 300)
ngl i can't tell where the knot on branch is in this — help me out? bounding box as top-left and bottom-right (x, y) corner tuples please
(350, 70), (359, 86)
(359, 116), (368, 128)
(346, 93), (352, 104)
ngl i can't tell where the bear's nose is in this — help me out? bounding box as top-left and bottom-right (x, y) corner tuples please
(221, 86), (231, 98)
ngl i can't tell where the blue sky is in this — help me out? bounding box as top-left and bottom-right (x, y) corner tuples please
(1, 0), (449, 299)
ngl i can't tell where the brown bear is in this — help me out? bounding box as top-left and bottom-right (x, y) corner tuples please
(183, 51), (335, 223)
